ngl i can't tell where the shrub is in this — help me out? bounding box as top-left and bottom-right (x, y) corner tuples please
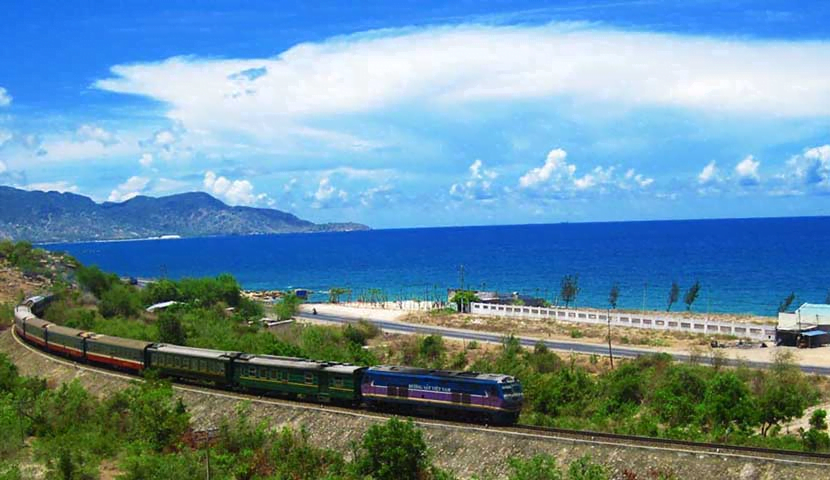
(99, 283), (142, 318)
(353, 417), (431, 480)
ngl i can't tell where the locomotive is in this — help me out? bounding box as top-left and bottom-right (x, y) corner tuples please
(13, 298), (523, 424)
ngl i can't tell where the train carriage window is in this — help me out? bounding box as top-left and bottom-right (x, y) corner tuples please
(304, 373), (313, 384)
(248, 366), (256, 377)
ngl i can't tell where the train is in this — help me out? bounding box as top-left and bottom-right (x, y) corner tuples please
(13, 297), (524, 424)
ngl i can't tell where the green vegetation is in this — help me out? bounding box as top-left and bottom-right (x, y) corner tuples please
(328, 287), (350, 303)
(779, 292), (796, 313)
(506, 454), (609, 480)
(275, 293), (301, 320)
(462, 337), (826, 451)
(684, 280), (701, 311)
(560, 275), (579, 308)
(667, 281), (679, 312)
(607, 284), (619, 310)
(449, 290), (480, 311)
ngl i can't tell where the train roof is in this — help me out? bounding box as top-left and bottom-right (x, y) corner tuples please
(24, 317), (51, 329)
(86, 334), (153, 350)
(150, 343), (238, 360)
(237, 354), (363, 374)
(366, 365), (517, 383)
(46, 324), (85, 337)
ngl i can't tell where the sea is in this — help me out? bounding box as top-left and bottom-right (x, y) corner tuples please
(43, 216), (830, 316)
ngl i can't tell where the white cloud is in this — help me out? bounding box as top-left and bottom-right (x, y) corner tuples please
(311, 176), (349, 208)
(519, 149), (575, 189)
(108, 176), (150, 202)
(450, 159), (498, 201)
(784, 144), (830, 193)
(0, 130), (11, 147)
(76, 124), (118, 146)
(519, 148), (653, 195)
(94, 24), (830, 151)
(0, 160), (6, 174)
(283, 178), (298, 193)
(139, 153), (154, 167)
(21, 181), (79, 193)
(203, 170), (268, 206)
(698, 161), (719, 185)
(360, 185), (395, 207)
(735, 155), (760, 186)
(0, 87), (11, 107)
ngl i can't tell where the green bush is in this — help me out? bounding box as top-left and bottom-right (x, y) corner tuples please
(75, 265), (120, 299)
(99, 284), (142, 318)
(353, 417), (444, 480)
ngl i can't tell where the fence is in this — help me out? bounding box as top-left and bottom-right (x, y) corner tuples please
(470, 303), (776, 341)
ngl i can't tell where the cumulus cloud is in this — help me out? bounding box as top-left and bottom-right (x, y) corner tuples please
(360, 184), (395, 207)
(519, 148), (652, 195)
(0, 130), (12, 147)
(76, 124), (118, 146)
(311, 177), (349, 209)
(108, 176), (150, 202)
(450, 159), (498, 201)
(623, 168), (654, 188)
(0, 87), (11, 107)
(0, 160), (6, 174)
(698, 161), (719, 185)
(203, 170), (269, 206)
(735, 155), (760, 186)
(139, 153), (154, 167)
(784, 145), (830, 193)
(519, 149), (575, 189)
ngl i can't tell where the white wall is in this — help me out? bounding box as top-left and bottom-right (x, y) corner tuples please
(470, 303), (775, 341)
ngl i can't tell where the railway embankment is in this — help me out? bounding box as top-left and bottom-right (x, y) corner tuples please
(1, 328), (826, 479)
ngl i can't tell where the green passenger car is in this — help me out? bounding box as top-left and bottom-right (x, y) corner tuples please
(232, 354), (364, 404)
(147, 344), (239, 385)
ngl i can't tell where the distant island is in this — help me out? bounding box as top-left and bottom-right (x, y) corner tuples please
(0, 186), (369, 243)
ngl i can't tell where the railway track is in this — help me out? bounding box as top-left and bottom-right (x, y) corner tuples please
(7, 326), (830, 467)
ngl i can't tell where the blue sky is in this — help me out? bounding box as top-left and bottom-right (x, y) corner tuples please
(1, 0), (829, 228)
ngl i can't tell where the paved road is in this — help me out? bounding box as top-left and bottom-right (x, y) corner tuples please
(297, 312), (830, 376)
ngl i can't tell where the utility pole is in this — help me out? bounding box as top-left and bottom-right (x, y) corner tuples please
(459, 264), (465, 291)
(641, 281), (648, 317)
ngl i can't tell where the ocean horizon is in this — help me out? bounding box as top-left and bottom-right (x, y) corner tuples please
(43, 215), (830, 316)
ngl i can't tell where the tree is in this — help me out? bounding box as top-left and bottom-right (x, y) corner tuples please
(667, 282), (679, 311)
(608, 284), (619, 310)
(560, 275), (580, 308)
(801, 409), (830, 452)
(157, 311), (187, 345)
(353, 417), (431, 480)
(76, 265), (119, 298)
(276, 293), (301, 320)
(700, 372), (757, 435)
(778, 292), (796, 313)
(756, 353), (817, 436)
(683, 280), (701, 311)
(449, 290), (480, 313)
(328, 287), (349, 304)
(99, 283), (142, 318)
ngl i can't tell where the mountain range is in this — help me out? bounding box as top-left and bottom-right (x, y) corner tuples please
(0, 186), (369, 243)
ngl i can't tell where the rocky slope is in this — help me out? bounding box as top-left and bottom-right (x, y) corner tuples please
(0, 186), (369, 242)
